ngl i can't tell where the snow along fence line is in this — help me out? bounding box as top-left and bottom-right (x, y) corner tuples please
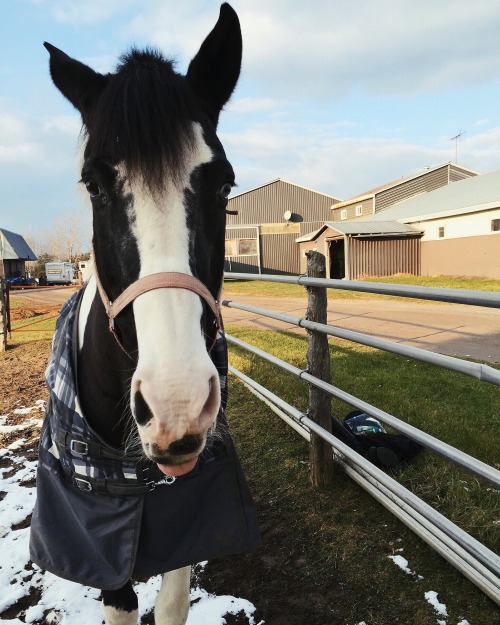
(222, 264), (500, 604)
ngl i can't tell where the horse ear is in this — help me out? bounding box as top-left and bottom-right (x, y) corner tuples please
(186, 3), (242, 125)
(43, 42), (109, 120)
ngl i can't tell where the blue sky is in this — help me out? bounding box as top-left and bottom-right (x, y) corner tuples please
(2, 0), (500, 250)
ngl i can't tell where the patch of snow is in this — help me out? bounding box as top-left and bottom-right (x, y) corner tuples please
(457, 620), (471, 625)
(388, 554), (423, 581)
(188, 588), (259, 624)
(0, 484), (35, 528)
(8, 438), (27, 451)
(12, 401), (45, 416)
(23, 604), (45, 623)
(424, 591), (448, 617)
(0, 417), (42, 434)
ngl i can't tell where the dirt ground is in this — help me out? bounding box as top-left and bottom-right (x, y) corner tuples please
(0, 338), (339, 625)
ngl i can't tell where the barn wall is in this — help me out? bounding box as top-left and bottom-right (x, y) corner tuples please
(224, 256), (260, 274)
(331, 197), (374, 221)
(347, 236), (421, 279)
(260, 233), (301, 275)
(298, 233), (329, 274)
(227, 180), (340, 225)
(421, 234), (500, 278)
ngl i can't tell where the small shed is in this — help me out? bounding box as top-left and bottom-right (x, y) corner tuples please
(297, 221), (422, 279)
(0, 229), (37, 279)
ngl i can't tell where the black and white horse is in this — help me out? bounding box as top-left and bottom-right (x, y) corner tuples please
(33, 5), (255, 625)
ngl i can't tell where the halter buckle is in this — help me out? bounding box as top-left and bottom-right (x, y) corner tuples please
(74, 477), (92, 492)
(70, 440), (89, 455)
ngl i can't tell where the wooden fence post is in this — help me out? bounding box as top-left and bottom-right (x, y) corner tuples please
(0, 278), (7, 351)
(305, 251), (334, 487)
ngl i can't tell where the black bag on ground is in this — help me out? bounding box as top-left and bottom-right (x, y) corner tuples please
(330, 410), (422, 468)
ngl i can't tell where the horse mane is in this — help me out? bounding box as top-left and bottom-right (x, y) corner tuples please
(84, 48), (199, 194)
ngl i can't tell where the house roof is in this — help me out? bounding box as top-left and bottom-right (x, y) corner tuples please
(369, 168), (500, 223)
(296, 220), (421, 243)
(332, 162), (478, 209)
(0, 229), (37, 261)
(229, 178), (342, 203)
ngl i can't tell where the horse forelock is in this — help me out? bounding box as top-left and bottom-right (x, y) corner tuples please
(84, 47), (199, 196)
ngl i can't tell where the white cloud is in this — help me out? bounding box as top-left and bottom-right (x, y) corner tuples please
(221, 115), (500, 199)
(232, 0), (500, 99)
(226, 97), (284, 115)
(34, 0), (138, 24)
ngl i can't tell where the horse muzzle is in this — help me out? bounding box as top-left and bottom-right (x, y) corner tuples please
(147, 433), (206, 477)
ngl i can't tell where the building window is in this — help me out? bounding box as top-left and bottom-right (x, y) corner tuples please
(340, 209), (347, 220)
(225, 240), (237, 256)
(355, 205), (363, 217)
(492, 219), (500, 232)
(238, 239), (258, 255)
(438, 226), (445, 238)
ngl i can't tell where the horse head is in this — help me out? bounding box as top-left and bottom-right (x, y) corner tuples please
(44, 4), (241, 477)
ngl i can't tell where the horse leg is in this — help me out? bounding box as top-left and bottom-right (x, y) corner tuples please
(102, 581), (139, 625)
(154, 566), (191, 625)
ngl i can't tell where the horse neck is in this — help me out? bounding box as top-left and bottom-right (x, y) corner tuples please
(77, 280), (134, 449)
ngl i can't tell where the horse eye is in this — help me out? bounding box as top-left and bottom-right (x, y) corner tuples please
(219, 183), (233, 200)
(85, 179), (101, 198)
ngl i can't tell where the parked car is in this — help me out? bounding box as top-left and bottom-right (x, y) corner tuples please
(6, 276), (36, 287)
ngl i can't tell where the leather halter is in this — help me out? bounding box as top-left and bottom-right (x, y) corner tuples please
(93, 263), (221, 358)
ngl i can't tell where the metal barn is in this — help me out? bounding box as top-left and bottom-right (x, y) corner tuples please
(225, 179), (341, 275)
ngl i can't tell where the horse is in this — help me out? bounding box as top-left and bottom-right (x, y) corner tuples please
(29, 5), (260, 625)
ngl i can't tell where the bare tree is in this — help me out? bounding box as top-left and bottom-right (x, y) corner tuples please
(42, 211), (91, 263)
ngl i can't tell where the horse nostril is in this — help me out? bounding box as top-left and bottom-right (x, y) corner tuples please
(168, 434), (203, 456)
(134, 390), (154, 427)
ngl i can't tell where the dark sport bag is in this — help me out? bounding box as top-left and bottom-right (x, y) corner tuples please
(330, 410), (422, 468)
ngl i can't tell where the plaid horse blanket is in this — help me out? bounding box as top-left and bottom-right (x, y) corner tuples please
(30, 287), (260, 589)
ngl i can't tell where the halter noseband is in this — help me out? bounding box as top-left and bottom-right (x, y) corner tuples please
(93, 264), (221, 357)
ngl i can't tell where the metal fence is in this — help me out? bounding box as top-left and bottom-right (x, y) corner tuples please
(222, 267), (500, 605)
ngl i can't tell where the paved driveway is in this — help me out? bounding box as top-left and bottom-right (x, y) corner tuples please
(221, 294), (500, 364)
(12, 286), (500, 363)
(9, 286), (77, 307)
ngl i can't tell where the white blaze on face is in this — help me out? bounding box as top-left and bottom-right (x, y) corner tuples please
(127, 123), (220, 454)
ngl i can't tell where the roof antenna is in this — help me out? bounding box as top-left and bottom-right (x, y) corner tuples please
(449, 130), (467, 163)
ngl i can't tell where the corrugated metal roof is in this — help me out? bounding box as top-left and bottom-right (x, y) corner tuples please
(0, 228), (37, 260)
(327, 221), (421, 235)
(337, 162), (478, 206)
(370, 169), (500, 222)
(296, 221), (421, 242)
(229, 178), (342, 203)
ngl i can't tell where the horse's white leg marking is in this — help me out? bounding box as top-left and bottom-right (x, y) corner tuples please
(128, 123), (220, 449)
(155, 566), (191, 625)
(78, 274), (97, 351)
(102, 604), (139, 625)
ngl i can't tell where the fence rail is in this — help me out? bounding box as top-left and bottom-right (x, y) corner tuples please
(223, 261), (500, 605)
(229, 364), (500, 605)
(222, 300), (500, 386)
(226, 272), (500, 309)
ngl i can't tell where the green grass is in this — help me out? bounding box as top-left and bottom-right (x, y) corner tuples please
(226, 325), (500, 549)
(225, 324), (500, 622)
(7, 297), (58, 345)
(223, 275), (500, 300)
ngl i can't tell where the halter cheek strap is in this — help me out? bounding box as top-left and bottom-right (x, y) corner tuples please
(93, 264), (221, 357)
